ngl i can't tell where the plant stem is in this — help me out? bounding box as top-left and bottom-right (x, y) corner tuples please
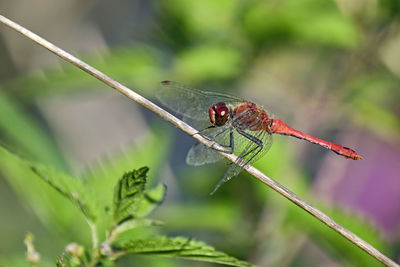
(86, 219), (100, 267)
(87, 219), (98, 250)
(0, 14), (398, 267)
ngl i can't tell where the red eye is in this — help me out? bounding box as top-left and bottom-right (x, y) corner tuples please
(214, 103), (228, 117)
(209, 102), (229, 126)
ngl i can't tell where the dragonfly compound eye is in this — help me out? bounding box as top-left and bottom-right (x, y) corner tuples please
(209, 102), (229, 126)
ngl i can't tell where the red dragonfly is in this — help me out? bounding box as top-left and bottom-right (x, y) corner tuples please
(157, 81), (363, 193)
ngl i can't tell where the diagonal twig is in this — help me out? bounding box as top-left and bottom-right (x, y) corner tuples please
(0, 14), (398, 267)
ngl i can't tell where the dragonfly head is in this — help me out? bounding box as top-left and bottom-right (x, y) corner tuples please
(209, 102), (230, 126)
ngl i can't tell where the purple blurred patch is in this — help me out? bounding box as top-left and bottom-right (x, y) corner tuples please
(313, 132), (400, 241)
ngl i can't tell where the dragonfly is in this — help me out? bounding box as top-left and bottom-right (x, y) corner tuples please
(157, 81), (363, 194)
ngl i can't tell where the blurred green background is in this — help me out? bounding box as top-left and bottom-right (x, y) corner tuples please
(0, 0), (400, 266)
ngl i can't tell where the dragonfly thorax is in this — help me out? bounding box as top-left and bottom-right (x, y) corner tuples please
(209, 102), (231, 126)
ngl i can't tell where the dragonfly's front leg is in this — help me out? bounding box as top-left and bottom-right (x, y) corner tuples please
(190, 125), (215, 137)
(193, 126), (234, 154)
(210, 129), (261, 195)
(207, 127), (234, 154)
(235, 129), (263, 167)
(210, 129), (269, 195)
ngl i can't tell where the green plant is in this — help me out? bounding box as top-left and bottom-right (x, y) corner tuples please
(0, 145), (253, 266)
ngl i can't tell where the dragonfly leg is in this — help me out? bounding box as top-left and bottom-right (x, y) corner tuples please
(194, 126), (234, 154)
(235, 129), (263, 167)
(209, 128), (234, 154)
(210, 130), (262, 195)
(190, 125), (215, 136)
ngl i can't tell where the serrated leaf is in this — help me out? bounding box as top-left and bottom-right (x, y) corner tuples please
(114, 236), (254, 267)
(30, 163), (98, 222)
(113, 167), (149, 224)
(82, 130), (171, 241)
(0, 145), (99, 224)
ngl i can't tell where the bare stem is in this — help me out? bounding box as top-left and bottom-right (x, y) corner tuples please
(0, 14), (398, 267)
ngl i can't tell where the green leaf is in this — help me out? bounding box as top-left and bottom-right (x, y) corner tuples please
(0, 145), (93, 241)
(108, 169), (166, 242)
(31, 163), (99, 222)
(113, 167), (149, 224)
(83, 129), (171, 212)
(82, 129), (171, 240)
(114, 236), (254, 267)
(112, 167), (165, 225)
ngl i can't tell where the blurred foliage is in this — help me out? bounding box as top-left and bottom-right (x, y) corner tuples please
(1, 147), (250, 266)
(242, 0), (359, 48)
(1, 0), (400, 266)
(0, 89), (67, 170)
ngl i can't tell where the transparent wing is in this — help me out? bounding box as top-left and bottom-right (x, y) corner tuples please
(186, 143), (224, 166)
(210, 129), (273, 194)
(156, 81), (244, 122)
(186, 125), (231, 166)
(182, 116), (213, 132)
